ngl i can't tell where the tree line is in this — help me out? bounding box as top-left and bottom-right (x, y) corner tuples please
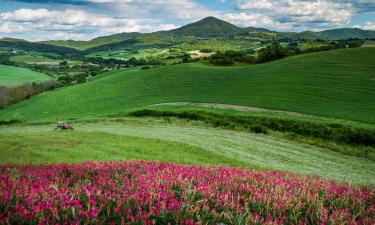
(0, 81), (58, 108)
(207, 39), (364, 66)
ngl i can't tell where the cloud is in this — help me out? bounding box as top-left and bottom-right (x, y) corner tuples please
(234, 0), (358, 31)
(8, 0), (218, 20)
(237, 0), (274, 10)
(354, 22), (375, 30)
(0, 8), (177, 40)
(112, 0), (219, 20)
(221, 12), (292, 30)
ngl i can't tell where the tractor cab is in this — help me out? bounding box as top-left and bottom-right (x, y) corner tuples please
(57, 121), (64, 128)
(55, 121), (74, 130)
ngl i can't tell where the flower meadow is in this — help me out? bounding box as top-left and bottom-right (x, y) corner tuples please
(0, 161), (374, 225)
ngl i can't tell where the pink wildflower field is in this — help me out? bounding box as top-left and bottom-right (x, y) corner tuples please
(0, 161), (374, 225)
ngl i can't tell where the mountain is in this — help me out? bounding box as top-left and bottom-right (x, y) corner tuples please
(315, 28), (375, 40)
(168, 16), (245, 37)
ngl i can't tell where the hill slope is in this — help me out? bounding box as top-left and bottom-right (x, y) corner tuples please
(41, 32), (142, 50)
(0, 64), (51, 87)
(0, 48), (374, 123)
(316, 28), (375, 39)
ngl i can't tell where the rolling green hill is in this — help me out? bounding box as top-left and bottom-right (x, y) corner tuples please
(0, 48), (374, 123)
(0, 39), (79, 55)
(316, 28), (375, 40)
(42, 32), (142, 50)
(0, 64), (51, 86)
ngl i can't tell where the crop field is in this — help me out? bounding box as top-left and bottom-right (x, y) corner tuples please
(0, 64), (51, 86)
(86, 48), (168, 60)
(9, 54), (60, 64)
(362, 40), (375, 47)
(1, 48), (374, 123)
(0, 161), (374, 224)
(298, 42), (330, 49)
(1, 121), (374, 184)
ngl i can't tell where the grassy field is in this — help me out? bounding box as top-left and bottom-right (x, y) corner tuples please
(0, 64), (51, 86)
(86, 48), (168, 60)
(1, 121), (374, 184)
(362, 40), (375, 47)
(9, 54), (60, 64)
(0, 129), (243, 167)
(0, 48), (374, 123)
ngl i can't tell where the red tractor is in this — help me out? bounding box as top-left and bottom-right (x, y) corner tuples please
(55, 121), (74, 130)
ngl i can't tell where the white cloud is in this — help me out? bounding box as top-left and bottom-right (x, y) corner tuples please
(354, 22), (375, 30)
(0, 8), (177, 41)
(222, 12), (292, 30)
(237, 0), (273, 10)
(80, 0), (219, 20)
(235, 0), (356, 30)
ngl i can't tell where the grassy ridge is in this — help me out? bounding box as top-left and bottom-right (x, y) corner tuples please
(0, 48), (374, 122)
(0, 64), (51, 86)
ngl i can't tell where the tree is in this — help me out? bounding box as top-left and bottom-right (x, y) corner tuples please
(60, 61), (68, 66)
(257, 42), (288, 63)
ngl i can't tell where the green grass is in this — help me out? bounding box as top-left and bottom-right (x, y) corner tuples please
(86, 48), (168, 60)
(0, 129), (244, 167)
(1, 122), (374, 184)
(9, 54), (60, 64)
(0, 64), (51, 86)
(0, 48), (374, 123)
(299, 42), (330, 50)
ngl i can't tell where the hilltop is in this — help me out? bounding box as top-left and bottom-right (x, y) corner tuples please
(169, 16), (245, 37)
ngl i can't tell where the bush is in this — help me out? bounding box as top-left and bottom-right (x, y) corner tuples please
(200, 49), (212, 53)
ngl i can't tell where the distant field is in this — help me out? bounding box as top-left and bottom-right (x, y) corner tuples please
(1, 122), (374, 184)
(363, 40), (375, 47)
(86, 48), (171, 60)
(299, 42), (329, 49)
(10, 54), (60, 65)
(0, 64), (51, 86)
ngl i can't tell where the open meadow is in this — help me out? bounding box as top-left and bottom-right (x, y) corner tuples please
(0, 64), (51, 87)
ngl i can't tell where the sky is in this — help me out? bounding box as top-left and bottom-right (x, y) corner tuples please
(0, 0), (374, 41)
